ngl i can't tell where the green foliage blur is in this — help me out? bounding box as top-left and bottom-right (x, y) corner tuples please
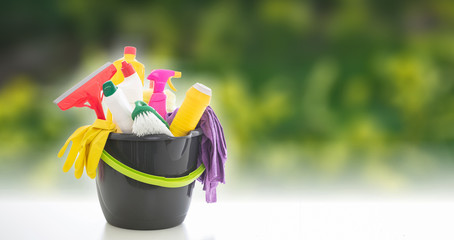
(1, 0), (454, 191)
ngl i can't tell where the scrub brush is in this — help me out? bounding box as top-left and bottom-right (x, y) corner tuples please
(132, 100), (173, 137)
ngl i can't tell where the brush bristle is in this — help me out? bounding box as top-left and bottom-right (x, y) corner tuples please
(132, 112), (173, 137)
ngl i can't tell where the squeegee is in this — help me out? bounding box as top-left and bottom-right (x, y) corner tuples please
(53, 62), (117, 120)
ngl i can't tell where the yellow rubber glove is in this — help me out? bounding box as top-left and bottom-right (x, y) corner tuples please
(58, 119), (117, 179)
(85, 119), (116, 178)
(107, 110), (122, 133)
(58, 125), (90, 173)
(74, 125), (101, 178)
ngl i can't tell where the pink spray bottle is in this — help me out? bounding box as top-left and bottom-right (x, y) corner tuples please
(147, 69), (181, 120)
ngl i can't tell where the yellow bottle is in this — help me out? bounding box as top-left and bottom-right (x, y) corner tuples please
(111, 46), (145, 85)
(170, 83), (211, 137)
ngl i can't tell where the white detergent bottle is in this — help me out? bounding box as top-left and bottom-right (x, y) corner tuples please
(118, 61), (143, 108)
(103, 81), (134, 133)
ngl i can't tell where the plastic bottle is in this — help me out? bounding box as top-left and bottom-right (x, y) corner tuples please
(119, 61), (143, 108)
(164, 89), (176, 113)
(143, 80), (154, 104)
(143, 82), (176, 112)
(103, 81), (133, 133)
(147, 69), (181, 120)
(111, 46), (145, 85)
(170, 83), (211, 137)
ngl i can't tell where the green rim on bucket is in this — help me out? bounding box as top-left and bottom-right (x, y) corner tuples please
(100, 150), (205, 188)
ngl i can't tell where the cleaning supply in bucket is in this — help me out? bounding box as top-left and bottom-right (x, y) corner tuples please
(164, 89), (176, 113)
(103, 81), (133, 133)
(119, 61), (143, 108)
(147, 69), (181, 120)
(143, 79), (154, 104)
(132, 100), (173, 137)
(169, 83), (211, 137)
(111, 46), (145, 85)
(58, 119), (117, 179)
(143, 79), (177, 111)
(53, 62), (117, 120)
(167, 106), (227, 203)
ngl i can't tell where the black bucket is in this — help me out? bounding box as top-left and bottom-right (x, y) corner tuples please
(96, 129), (204, 230)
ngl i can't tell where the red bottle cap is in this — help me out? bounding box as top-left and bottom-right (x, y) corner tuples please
(121, 61), (136, 78)
(124, 46), (136, 55)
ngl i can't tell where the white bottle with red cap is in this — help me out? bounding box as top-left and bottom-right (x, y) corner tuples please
(118, 61), (143, 108)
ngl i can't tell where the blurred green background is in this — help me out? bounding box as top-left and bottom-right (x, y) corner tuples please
(1, 0), (454, 195)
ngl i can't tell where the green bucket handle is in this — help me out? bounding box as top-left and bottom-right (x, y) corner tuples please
(100, 150), (205, 188)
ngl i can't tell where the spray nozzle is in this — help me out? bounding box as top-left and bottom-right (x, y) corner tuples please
(147, 69), (181, 93)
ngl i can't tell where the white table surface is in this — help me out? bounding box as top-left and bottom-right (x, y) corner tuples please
(1, 193), (454, 240)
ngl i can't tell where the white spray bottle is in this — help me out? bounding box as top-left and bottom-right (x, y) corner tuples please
(103, 81), (134, 133)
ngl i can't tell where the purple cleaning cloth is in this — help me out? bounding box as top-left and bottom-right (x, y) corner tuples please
(167, 106), (227, 203)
